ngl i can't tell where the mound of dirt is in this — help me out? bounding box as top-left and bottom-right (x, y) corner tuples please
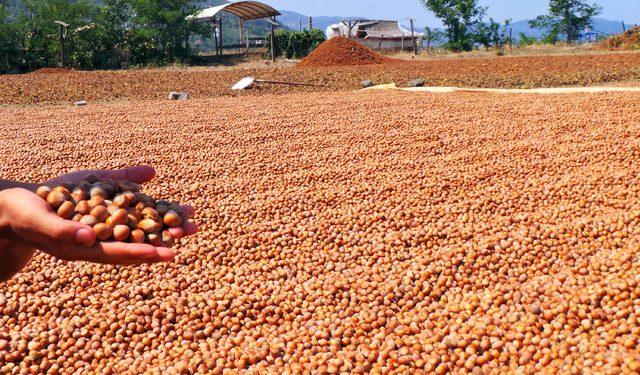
(299, 37), (392, 67)
(601, 27), (640, 50)
(29, 67), (75, 75)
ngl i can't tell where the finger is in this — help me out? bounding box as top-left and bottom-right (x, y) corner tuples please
(25, 211), (96, 247)
(168, 227), (184, 239)
(179, 205), (195, 219)
(182, 221), (199, 236)
(95, 165), (156, 184)
(63, 242), (175, 265)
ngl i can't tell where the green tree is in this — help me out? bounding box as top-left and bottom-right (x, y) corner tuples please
(81, 0), (133, 68)
(130, 0), (206, 64)
(0, 4), (22, 73)
(18, 0), (95, 69)
(518, 33), (538, 47)
(477, 18), (511, 49)
(530, 0), (602, 44)
(419, 0), (486, 51)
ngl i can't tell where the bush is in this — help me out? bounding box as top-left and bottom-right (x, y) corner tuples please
(518, 33), (539, 47)
(0, 6), (23, 73)
(266, 29), (325, 59)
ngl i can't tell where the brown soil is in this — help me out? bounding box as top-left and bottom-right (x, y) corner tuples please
(298, 37), (393, 67)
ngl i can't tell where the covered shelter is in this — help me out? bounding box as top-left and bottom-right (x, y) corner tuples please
(186, 1), (281, 61)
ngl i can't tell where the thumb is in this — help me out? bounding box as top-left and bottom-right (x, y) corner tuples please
(36, 212), (96, 247)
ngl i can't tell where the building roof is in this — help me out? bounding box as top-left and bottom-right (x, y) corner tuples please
(187, 1), (280, 22)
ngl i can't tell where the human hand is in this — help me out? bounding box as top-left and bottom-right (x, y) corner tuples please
(0, 166), (197, 266)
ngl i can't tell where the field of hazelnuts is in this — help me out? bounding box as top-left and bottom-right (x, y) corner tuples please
(2, 51), (640, 374)
(1, 50), (640, 104)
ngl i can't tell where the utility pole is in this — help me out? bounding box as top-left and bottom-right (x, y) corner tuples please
(509, 28), (513, 53)
(239, 18), (244, 54)
(426, 26), (431, 54)
(270, 16), (277, 63)
(308, 17), (313, 30)
(54, 21), (69, 67)
(408, 18), (417, 55)
(218, 17), (223, 56)
(212, 18), (218, 56)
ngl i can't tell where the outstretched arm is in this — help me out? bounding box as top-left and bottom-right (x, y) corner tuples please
(0, 166), (197, 281)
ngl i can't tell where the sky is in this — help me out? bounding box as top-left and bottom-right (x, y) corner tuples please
(264, 0), (640, 27)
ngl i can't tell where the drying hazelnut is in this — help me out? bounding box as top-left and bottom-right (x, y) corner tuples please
(46, 191), (66, 209)
(36, 186), (52, 199)
(75, 200), (91, 215)
(57, 201), (75, 219)
(110, 209), (129, 226)
(138, 219), (161, 234)
(113, 225), (130, 242)
(130, 229), (145, 243)
(93, 223), (113, 241)
(163, 210), (182, 228)
(113, 194), (130, 209)
(79, 215), (97, 226)
(90, 206), (109, 223)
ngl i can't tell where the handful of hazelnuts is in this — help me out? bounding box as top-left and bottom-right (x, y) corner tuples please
(36, 175), (188, 247)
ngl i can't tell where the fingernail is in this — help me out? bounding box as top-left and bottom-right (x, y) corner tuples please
(156, 248), (175, 261)
(74, 228), (95, 246)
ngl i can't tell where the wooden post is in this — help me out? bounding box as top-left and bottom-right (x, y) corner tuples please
(219, 17), (223, 56)
(308, 16), (313, 30)
(378, 35), (383, 50)
(409, 18), (417, 55)
(212, 18), (219, 56)
(271, 16), (276, 63)
(59, 23), (65, 67)
(426, 27), (430, 54)
(239, 18), (244, 54)
(509, 28), (513, 53)
(401, 34), (405, 52)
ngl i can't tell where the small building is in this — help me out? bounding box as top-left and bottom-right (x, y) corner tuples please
(326, 20), (422, 51)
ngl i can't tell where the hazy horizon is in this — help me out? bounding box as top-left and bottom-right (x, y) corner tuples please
(265, 1), (640, 27)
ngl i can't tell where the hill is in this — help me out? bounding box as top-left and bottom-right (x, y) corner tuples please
(507, 18), (634, 40)
(278, 10), (360, 33)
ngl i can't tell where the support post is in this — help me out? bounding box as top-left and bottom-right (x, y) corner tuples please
(271, 16), (276, 63)
(213, 18), (219, 56)
(409, 18), (417, 55)
(239, 18), (244, 54)
(426, 27), (431, 54)
(308, 16), (313, 30)
(378, 35), (383, 50)
(509, 28), (513, 53)
(401, 34), (405, 52)
(219, 17), (223, 56)
(622, 20), (626, 32)
(59, 23), (65, 67)
(299, 19), (302, 32)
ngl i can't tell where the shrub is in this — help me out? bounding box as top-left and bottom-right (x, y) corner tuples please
(266, 29), (326, 59)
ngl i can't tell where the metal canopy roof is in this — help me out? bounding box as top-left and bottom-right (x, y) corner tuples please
(187, 1), (280, 21)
